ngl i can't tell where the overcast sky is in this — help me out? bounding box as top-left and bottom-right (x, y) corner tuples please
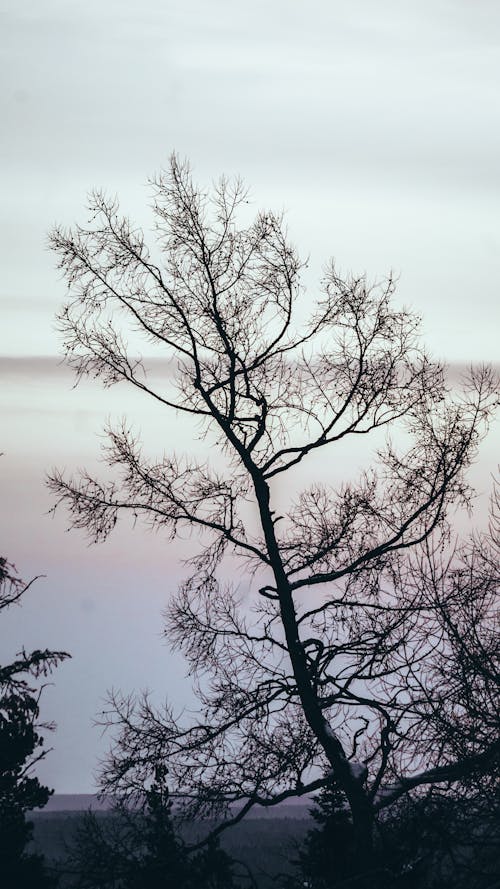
(1, 0), (499, 792)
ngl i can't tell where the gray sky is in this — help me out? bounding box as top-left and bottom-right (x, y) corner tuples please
(1, 0), (499, 792)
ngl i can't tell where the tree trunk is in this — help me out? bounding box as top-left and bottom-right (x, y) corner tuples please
(253, 474), (375, 862)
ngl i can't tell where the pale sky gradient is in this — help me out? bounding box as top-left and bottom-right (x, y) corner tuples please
(1, 1), (499, 792)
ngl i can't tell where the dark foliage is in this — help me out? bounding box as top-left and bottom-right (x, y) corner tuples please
(0, 556), (69, 888)
(282, 780), (500, 889)
(65, 779), (239, 888)
(281, 784), (360, 888)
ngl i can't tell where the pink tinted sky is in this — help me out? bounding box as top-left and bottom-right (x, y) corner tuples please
(1, 1), (499, 792)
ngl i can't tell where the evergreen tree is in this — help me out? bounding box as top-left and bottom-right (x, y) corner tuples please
(282, 783), (367, 889)
(0, 557), (69, 888)
(285, 782), (500, 889)
(68, 777), (237, 889)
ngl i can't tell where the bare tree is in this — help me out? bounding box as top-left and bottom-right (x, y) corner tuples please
(48, 156), (498, 865)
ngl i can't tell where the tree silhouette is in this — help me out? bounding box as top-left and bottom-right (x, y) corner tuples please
(66, 776), (237, 889)
(0, 557), (70, 888)
(284, 776), (500, 889)
(281, 782), (358, 889)
(48, 155), (499, 871)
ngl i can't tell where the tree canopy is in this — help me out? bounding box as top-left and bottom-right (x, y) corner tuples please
(49, 155), (499, 869)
